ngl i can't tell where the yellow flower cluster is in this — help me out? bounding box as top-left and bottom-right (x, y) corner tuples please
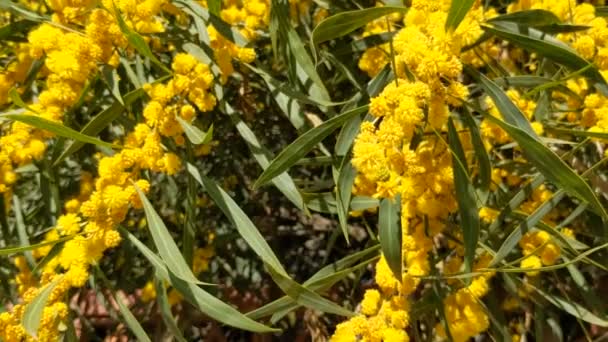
(507, 1), (608, 135)
(357, 3), (401, 78)
(143, 53), (216, 145)
(437, 254), (495, 342)
(336, 1), (495, 341)
(0, 1), (153, 196)
(519, 231), (560, 276)
(0, 50), (217, 341)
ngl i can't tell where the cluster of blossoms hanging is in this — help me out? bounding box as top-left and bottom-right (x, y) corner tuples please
(1, 0), (608, 340)
(334, 0), (608, 341)
(0, 0), (275, 339)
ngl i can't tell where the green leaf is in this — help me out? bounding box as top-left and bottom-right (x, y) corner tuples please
(12, 195), (34, 266)
(207, 0), (221, 16)
(467, 67), (538, 138)
(487, 9), (560, 26)
(448, 118), (479, 277)
(490, 191), (565, 266)
(53, 87), (148, 166)
(123, 229), (170, 282)
(0, 113), (118, 149)
(168, 270), (279, 332)
(176, 117), (213, 145)
(155, 279), (187, 342)
(0, 19), (38, 42)
(535, 23), (590, 34)
(246, 64), (346, 107)
(482, 21), (608, 96)
(253, 105), (368, 188)
(266, 264), (354, 317)
(483, 114), (608, 220)
(114, 5), (171, 73)
(285, 25), (331, 105)
(460, 107), (491, 194)
(114, 292), (152, 342)
(335, 158), (356, 243)
(487, 174), (545, 235)
(312, 6), (408, 47)
(269, 258), (377, 323)
(0, 236), (73, 256)
(22, 277), (62, 337)
(545, 126), (608, 140)
(0, 0), (45, 22)
(224, 103), (305, 211)
(445, 0), (475, 31)
(31, 241), (66, 275)
(534, 287), (608, 327)
(597, 6), (608, 17)
(247, 245), (380, 320)
(9, 87), (37, 113)
(379, 197), (401, 280)
(125, 230), (277, 333)
(186, 165), (287, 275)
(174, 0), (248, 46)
(135, 187), (207, 284)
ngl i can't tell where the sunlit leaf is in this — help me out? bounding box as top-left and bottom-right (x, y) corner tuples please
(22, 277), (62, 337)
(312, 6), (408, 47)
(379, 197), (401, 280)
(448, 118), (479, 277)
(446, 0), (475, 31)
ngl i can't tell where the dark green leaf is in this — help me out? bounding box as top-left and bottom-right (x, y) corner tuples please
(114, 292), (152, 342)
(490, 191), (565, 266)
(487, 9), (560, 26)
(446, 0), (475, 31)
(224, 103), (305, 211)
(448, 118), (479, 277)
(482, 22), (608, 96)
(53, 88), (148, 166)
(125, 231), (277, 332)
(467, 67), (538, 138)
(253, 105), (368, 188)
(597, 6), (608, 17)
(460, 107), (492, 195)
(312, 7), (408, 47)
(0, 236), (73, 256)
(336, 158), (356, 243)
(0, 113), (118, 149)
(266, 264), (354, 317)
(534, 287), (608, 327)
(177, 117), (213, 145)
(207, 0), (221, 16)
(187, 165), (287, 275)
(114, 5), (171, 73)
(379, 197), (401, 280)
(155, 279), (187, 342)
(135, 187), (207, 284)
(483, 115), (607, 219)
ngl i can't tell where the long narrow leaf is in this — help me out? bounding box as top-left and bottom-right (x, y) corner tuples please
(446, 0), (475, 31)
(379, 197), (401, 280)
(312, 7), (408, 46)
(135, 187), (207, 284)
(448, 118), (480, 277)
(187, 165), (287, 275)
(22, 277), (62, 337)
(253, 105), (368, 188)
(0, 114), (117, 149)
(483, 114), (607, 219)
